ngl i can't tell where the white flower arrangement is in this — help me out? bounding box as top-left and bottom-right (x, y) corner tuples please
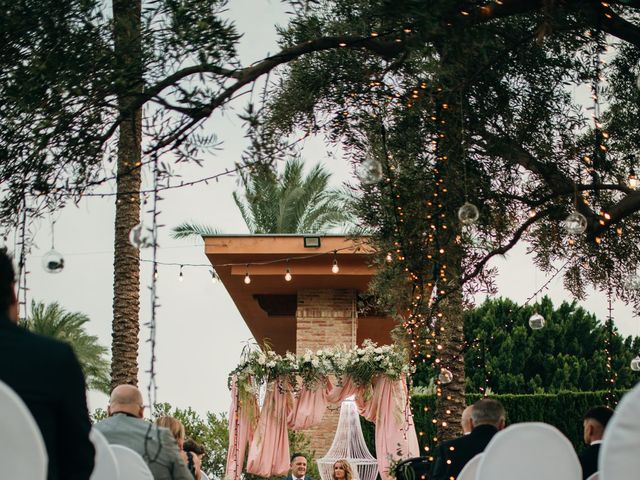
(229, 339), (413, 393)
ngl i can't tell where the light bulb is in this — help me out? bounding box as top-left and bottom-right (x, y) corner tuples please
(385, 252), (393, 263)
(285, 269), (292, 281)
(628, 168), (638, 189)
(244, 273), (251, 284)
(332, 260), (340, 274)
(178, 272), (184, 282)
(210, 270), (218, 283)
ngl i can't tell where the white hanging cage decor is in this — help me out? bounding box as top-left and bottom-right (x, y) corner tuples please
(317, 398), (378, 480)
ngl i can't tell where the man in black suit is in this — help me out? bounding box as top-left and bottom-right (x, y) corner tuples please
(430, 398), (506, 480)
(283, 453), (313, 480)
(578, 405), (614, 480)
(0, 248), (95, 480)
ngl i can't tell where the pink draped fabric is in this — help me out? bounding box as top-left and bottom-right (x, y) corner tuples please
(288, 381), (329, 430)
(362, 376), (420, 480)
(225, 376), (258, 480)
(246, 381), (292, 477)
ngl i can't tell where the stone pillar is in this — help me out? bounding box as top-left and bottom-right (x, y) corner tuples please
(296, 289), (357, 458)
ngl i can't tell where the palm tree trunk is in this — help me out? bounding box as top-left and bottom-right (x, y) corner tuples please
(111, 0), (142, 389)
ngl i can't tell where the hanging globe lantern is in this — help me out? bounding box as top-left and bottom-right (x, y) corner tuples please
(42, 249), (65, 273)
(563, 211), (587, 235)
(357, 156), (383, 185)
(623, 272), (640, 291)
(458, 202), (480, 225)
(636, 71), (640, 91)
(631, 356), (640, 372)
(528, 312), (546, 330)
(438, 368), (454, 385)
(129, 222), (152, 249)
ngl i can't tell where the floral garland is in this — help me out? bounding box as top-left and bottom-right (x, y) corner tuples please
(229, 340), (414, 394)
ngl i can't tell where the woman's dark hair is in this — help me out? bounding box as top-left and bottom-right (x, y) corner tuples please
(0, 248), (16, 314)
(183, 438), (205, 455)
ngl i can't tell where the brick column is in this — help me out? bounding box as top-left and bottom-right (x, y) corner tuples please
(296, 289), (357, 458)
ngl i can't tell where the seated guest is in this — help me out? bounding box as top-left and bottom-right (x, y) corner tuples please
(578, 405), (614, 480)
(430, 398), (506, 480)
(0, 248), (95, 480)
(284, 453), (313, 480)
(95, 385), (192, 480)
(156, 416), (201, 480)
(461, 405), (474, 435)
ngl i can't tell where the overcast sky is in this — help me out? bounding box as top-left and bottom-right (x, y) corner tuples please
(13, 0), (639, 417)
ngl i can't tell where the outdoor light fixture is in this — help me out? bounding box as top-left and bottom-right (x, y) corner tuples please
(303, 236), (321, 248)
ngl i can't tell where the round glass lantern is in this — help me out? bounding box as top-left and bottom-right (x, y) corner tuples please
(438, 368), (454, 385)
(563, 211), (587, 235)
(529, 312), (546, 330)
(458, 202), (480, 226)
(42, 249), (65, 274)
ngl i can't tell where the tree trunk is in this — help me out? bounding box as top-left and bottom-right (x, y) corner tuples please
(111, 0), (142, 389)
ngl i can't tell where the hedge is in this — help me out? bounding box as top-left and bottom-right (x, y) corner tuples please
(360, 390), (627, 459)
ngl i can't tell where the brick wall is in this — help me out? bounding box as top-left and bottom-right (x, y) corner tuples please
(296, 289), (357, 458)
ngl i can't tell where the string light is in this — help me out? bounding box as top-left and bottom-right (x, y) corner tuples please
(285, 260), (292, 282)
(178, 265), (184, 282)
(332, 251), (340, 274)
(244, 265), (251, 285)
(210, 269), (218, 283)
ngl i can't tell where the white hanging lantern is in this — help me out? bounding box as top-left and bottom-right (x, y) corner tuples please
(42, 249), (64, 274)
(357, 156), (383, 185)
(438, 368), (454, 385)
(458, 202), (480, 225)
(529, 312), (546, 330)
(563, 211), (587, 235)
(631, 356), (640, 372)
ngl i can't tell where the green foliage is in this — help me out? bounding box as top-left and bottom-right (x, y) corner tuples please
(172, 157), (353, 238)
(361, 390), (632, 463)
(23, 300), (110, 393)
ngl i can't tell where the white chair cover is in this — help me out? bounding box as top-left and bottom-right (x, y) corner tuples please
(111, 445), (154, 480)
(458, 453), (483, 480)
(586, 473), (599, 480)
(201, 472), (210, 480)
(599, 382), (640, 480)
(90, 428), (120, 480)
(477, 422), (581, 480)
(0, 380), (48, 479)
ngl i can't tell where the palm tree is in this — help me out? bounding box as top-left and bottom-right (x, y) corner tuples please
(23, 301), (111, 393)
(173, 158), (352, 238)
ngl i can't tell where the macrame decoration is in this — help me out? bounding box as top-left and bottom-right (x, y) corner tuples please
(317, 398), (378, 480)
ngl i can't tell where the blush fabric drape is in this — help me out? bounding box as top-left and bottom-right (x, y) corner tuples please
(228, 375), (419, 480)
(225, 376), (258, 480)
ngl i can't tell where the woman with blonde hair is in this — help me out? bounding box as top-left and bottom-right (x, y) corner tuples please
(332, 459), (354, 480)
(155, 416), (201, 480)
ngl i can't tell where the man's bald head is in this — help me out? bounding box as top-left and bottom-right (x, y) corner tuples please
(108, 384), (144, 418)
(461, 405), (474, 434)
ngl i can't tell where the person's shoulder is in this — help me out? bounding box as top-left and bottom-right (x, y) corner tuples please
(17, 327), (74, 356)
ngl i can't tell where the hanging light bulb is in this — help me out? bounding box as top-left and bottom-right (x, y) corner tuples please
(129, 222), (152, 248)
(458, 202), (480, 225)
(42, 249), (64, 274)
(285, 269), (292, 282)
(629, 167), (638, 190)
(631, 356), (640, 372)
(385, 252), (393, 263)
(357, 155), (383, 185)
(332, 251), (339, 273)
(244, 265), (251, 284)
(178, 265), (184, 282)
(210, 269), (218, 284)
(528, 312), (546, 330)
(438, 368), (454, 385)
(563, 211), (587, 235)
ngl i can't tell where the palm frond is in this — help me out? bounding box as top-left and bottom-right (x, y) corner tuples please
(171, 221), (222, 240)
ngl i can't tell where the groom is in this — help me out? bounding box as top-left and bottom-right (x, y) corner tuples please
(284, 453), (313, 480)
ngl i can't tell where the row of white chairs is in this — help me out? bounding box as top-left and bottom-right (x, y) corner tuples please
(456, 381), (640, 480)
(0, 380), (207, 480)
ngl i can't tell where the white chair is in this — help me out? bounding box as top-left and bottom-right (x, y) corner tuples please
(90, 428), (120, 480)
(586, 473), (599, 480)
(458, 453), (483, 480)
(599, 382), (640, 480)
(0, 380), (48, 479)
(201, 472), (210, 480)
(110, 444), (154, 480)
(477, 422), (581, 480)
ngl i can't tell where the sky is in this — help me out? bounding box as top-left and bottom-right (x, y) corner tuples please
(11, 0), (639, 417)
